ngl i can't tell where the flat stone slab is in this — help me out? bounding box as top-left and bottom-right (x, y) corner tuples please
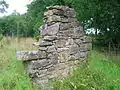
(16, 50), (46, 61)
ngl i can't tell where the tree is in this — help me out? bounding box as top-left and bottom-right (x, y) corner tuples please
(27, 0), (120, 44)
(0, 0), (8, 13)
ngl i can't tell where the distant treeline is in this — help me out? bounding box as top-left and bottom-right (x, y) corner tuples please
(0, 0), (120, 45)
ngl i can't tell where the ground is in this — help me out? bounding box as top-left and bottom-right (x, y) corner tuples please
(0, 37), (120, 90)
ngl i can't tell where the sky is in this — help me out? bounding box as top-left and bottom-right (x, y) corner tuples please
(0, 0), (33, 16)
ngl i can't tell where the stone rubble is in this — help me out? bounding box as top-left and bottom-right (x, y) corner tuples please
(16, 5), (91, 89)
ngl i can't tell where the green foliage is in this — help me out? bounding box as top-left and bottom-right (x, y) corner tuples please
(1, 37), (120, 90)
(0, 14), (35, 37)
(0, 0), (120, 44)
(0, 33), (3, 41)
(51, 51), (120, 90)
(34, 35), (40, 42)
(27, 0), (120, 44)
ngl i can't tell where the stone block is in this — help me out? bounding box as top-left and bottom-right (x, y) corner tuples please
(16, 51), (46, 61)
(41, 23), (60, 36)
(43, 36), (57, 41)
(39, 47), (47, 51)
(39, 41), (53, 47)
(55, 39), (67, 48)
(46, 15), (61, 23)
(47, 45), (56, 53)
(44, 9), (64, 16)
(59, 22), (79, 30)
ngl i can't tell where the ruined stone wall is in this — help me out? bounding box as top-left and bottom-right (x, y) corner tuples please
(17, 6), (91, 89)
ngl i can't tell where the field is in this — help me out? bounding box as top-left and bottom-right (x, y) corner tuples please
(0, 37), (120, 90)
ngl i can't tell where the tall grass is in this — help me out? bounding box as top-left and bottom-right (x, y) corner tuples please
(0, 37), (120, 90)
(0, 37), (38, 90)
(51, 51), (120, 90)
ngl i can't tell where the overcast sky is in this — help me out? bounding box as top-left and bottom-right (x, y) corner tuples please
(0, 0), (33, 16)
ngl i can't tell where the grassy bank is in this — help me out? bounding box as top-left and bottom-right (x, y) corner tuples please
(0, 38), (120, 90)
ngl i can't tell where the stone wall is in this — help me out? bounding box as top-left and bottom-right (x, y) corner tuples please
(17, 5), (91, 89)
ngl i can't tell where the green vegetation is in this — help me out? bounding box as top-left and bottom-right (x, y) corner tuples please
(0, 38), (38, 90)
(0, 38), (120, 90)
(0, 0), (120, 89)
(1, 0), (120, 45)
(52, 51), (120, 90)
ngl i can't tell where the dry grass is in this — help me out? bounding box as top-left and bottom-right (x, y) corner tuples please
(0, 37), (38, 68)
(0, 37), (39, 90)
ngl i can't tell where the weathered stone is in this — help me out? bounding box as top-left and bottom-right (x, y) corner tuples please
(41, 23), (60, 36)
(46, 15), (61, 23)
(46, 15), (77, 23)
(65, 38), (74, 45)
(44, 9), (63, 16)
(47, 46), (56, 53)
(16, 5), (91, 89)
(61, 17), (77, 23)
(46, 6), (76, 17)
(46, 5), (69, 11)
(79, 44), (88, 51)
(39, 41), (53, 47)
(74, 39), (83, 45)
(57, 47), (69, 53)
(57, 33), (68, 39)
(16, 51), (46, 61)
(33, 42), (40, 46)
(39, 47), (47, 51)
(59, 22), (79, 30)
(33, 60), (52, 69)
(55, 39), (67, 48)
(48, 58), (58, 65)
(58, 29), (74, 37)
(44, 36), (57, 41)
(71, 27), (84, 38)
(68, 44), (79, 55)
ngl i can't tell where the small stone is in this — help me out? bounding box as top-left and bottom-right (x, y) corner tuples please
(39, 41), (53, 47)
(40, 23), (60, 36)
(47, 15), (61, 23)
(46, 5), (69, 11)
(74, 38), (83, 45)
(79, 44), (88, 51)
(44, 36), (57, 41)
(68, 44), (79, 55)
(55, 39), (67, 48)
(65, 38), (74, 45)
(59, 22), (79, 30)
(39, 47), (47, 51)
(61, 17), (77, 23)
(29, 59), (47, 69)
(44, 9), (63, 16)
(57, 47), (69, 53)
(47, 46), (56, 53)
(33, 42), (40, 46)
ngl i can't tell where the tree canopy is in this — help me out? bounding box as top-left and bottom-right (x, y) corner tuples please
(0, 0), (120, 44)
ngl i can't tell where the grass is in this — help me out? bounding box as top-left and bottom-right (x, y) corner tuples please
(0, 37), (120, 90)
(51, 51), (120, 90)
(0, 37), (38, 90)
